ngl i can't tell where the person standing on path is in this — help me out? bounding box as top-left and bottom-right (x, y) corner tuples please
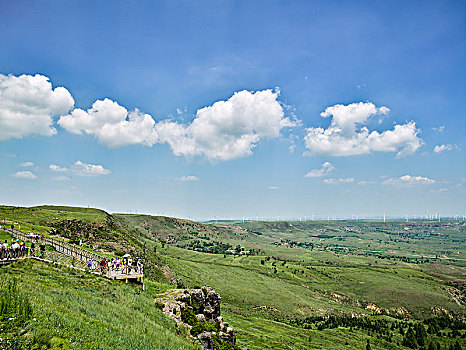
(39, 242), (45, 259)
(3, 241), (8, 259)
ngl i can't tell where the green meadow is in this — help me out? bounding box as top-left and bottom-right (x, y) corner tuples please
(0, 205), (464, 349)
(0, 259), (196, 349)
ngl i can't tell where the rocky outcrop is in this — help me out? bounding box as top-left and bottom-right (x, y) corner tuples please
(48, 219), (106, 239)
(47, 219), (123, 252)
(190, 288), (205, 312)
(201, 286), (221, 320)
(197, 332), (213, 349)
(155, 286), (238, 349)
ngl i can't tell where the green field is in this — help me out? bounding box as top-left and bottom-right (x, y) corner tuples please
(0, 259), (196, 349)
(0, 205), (464, 349)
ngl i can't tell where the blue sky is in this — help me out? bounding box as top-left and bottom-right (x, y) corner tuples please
(0, 0), (465, 220)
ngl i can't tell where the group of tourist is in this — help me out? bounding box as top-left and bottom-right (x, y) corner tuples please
(0, 239), (26, 259)
(87, 255), (143, 275)
(0, 238), (47, 260)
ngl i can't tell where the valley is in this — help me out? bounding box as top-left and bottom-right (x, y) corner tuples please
(0, 205), (464, 349)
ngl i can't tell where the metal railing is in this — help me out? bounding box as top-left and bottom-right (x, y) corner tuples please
(0, 226), (143, 280)
(0, 247), (28, 262)
(3, 226), (104, 263)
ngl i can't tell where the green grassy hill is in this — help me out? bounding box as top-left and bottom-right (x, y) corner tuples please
(0, 205), (464, 349)
(0, 259), (197, 349)
(116, 213), (466, 349)
(0, 205), (170, 281)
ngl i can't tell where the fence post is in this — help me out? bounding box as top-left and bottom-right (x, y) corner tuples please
(142, 266), (145, 291)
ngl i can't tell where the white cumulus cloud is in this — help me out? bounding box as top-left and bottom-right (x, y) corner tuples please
(305, 161), (334, 178)
(382, 175), (435, 186)
(71, 161), (111, 177)
(433, 144), (453, 153)
(323, 177), (354, 184)
(58, 89), (295, 161)
(58, 98), (158, 148)
(177, 175), (200, 181)
(49, 161), (110, 177)
(156, 89), (297, 161)
(49, 164), (68, 172)
(268, 186), (279, 190)
(0, 74), (74, 141)
(11, 171), (37, 179)
(20, 161), (34, 167)
(304, 102), (422, 158)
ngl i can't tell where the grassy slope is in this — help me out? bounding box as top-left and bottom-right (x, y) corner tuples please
(0, 205), (171, 281)
(161, 246), (464, 349)
(163, 246), (463, 316)
(117, 214), (464, 314)
(0, 205), (107, 226)
(1, 206), (465, 349)
(119, 215), (465, 349)
(0, 258), (198, 350)
(114, 213), (466, 349)
(221, 312), (405, 350)
(236, 220), (466, 262)
(114, 213), (237, 244)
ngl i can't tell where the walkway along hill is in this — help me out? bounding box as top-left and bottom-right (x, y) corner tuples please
(0, 225), (144, 281)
